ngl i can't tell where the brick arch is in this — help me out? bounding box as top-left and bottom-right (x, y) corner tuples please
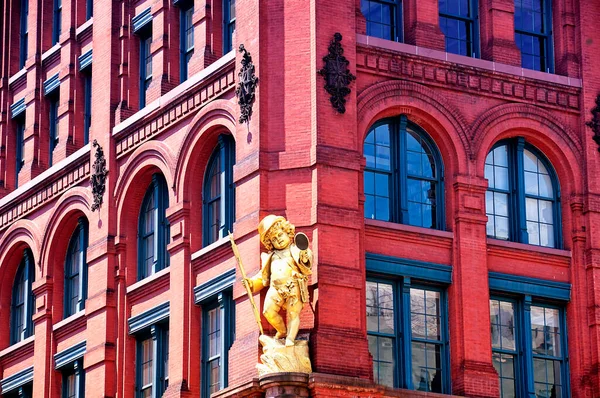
(357, 79), (472, 171)
(174, 99), (236, 201)
(0, 220), (41, 348)
(114, 140), (176, 214)
(174, 100), (236, 251)
(472, 103), (583, 195)
(39, 187), (92, 279)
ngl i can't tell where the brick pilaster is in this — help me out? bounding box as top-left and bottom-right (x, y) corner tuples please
(478, 0), (521, 65)
(403, 0), (445, 50)
(31, 276), (54, 398)
(449, 175), (499, 397)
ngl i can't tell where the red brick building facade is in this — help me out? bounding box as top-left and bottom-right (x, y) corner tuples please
(0, 0), (599, 397)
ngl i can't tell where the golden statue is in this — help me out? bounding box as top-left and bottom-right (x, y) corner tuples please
(229, 215), (313, 375)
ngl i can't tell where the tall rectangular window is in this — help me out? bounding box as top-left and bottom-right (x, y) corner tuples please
(201, 291), (234, 398)
(49, 95), (59, 166)
(514, 0), (553, 72)
(86, 0), (93, 20)
(180, 4), (194, 82)
(139, 34), (152, 109)
(490, 298), (569, 397)
(83, 73), (92, 144)
(19, 0), (28, 69)
(61, 360), (84, 398)
(15, 117), (25, 187)
(366, 278), (450, 393)
(223, 0), (235, 53)
(53, 0), (62, 45)
(439, 0), (478, 57)
(136, 325), (169, 398)
(360, 0), (402, 42)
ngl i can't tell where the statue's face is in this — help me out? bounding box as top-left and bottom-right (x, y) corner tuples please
(269, 227), (290, 250)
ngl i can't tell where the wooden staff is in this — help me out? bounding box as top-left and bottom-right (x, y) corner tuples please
(228, 232), (264, 335)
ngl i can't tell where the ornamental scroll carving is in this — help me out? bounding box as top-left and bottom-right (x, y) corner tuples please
(235, 44), (258, 124)
(91, 140), (108, 211)
(586, 94), (600, 152)
(318, 33), (356, 114)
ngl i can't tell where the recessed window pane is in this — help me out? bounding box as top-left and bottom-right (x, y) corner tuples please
(375, 197), (390, 221)
(526, 198), (539, 222)
(527, 221), (540, 245)
(365, 195), (375, 219)
(376, 146), (391, 171)
(525, 171), (538, 195)
(364, 143), (375, 168)
(495, 167), (509, 191)
(407, 152), (420, 175)
(539, 173), (553, 198)
(494, 192), (509, 216)
(375, 173), (389, 196)
(495, 216), (509, 240)
(540, 223), (554, 247)
(364, 171), (374, 195)
(524, 150), (537, 172)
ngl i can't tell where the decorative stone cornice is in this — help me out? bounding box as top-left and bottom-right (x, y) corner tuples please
(0, 148), (90, 231)
(357, 42), (581, 114)
(114, 59), (235, 158)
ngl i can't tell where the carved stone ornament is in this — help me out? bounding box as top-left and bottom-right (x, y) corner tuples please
(318, 32), (356, 114)
(235, 44), (258, 124)
(91, 140), (108, 211)
(586, 94), (600, 152)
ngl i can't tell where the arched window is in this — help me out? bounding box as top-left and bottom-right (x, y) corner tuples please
(138, 174), (170, 280)
(11, 249), (34, 344)
(64, 218), (88, 317)
(203, 135), (235, 246)
(485, 138), (561, 248)
(363, 115), (444, 229)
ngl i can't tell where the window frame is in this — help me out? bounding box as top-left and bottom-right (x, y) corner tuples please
(363, 115), (445, 230)
(19, 0), (28, 69)
(485, 138), (562, 248)
(139, 31), (152, 109)
(222, 0), (236, 53)
(490, 293), (570, 397)
(86, 0), (93, 20)
(15, 116), (25, 188)
(202, 134), (235, 247)
(48, 93), (59, 167)
(135, 324), (169, 398)
(52, 0), (62, 45)
(179, 2), (194, 82)
(366, 274), (451, 393)
(439, 0), (480, 57)
(514, 0), (554, 73)
(361, 0), (403, 43)
(64, 218), (88, 318)
(60, 358), (85, 398)
(200, 291), (234, 398)
(137, 174), (170, 281)
(11, 249), (34, 345)
(83, 72), (92, 145)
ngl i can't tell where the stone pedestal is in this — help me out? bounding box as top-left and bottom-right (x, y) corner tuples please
(259, 373), (309, 398)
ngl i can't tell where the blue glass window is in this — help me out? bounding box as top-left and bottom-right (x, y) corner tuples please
(485, 138), (560, 248)
(19, 0), (28, 69)
(223, 0), (236, 53)
(61, 359), (84, 398)
(83, 73), (91, 145)
(139, 33), (152, 109)
(49, 94), (59, 166)
(490, 298), (569, 397)
(53, 0), (62, 45)
(138, 174), (170, 280)
(439, 0), (478, 57)
(361, 0), (402, 42)
(367, 278), (450, 392)
(64, 219), (88, 317)
(135, 325), (169, 398)
(11, 249), (34, 345)
(201, 292), (234, 398)
(180, 4), (194, 82)
(514, 0), (553, 72)
(364, 116), (444, 229)
(86, 0), (93, 20)
(203, 135), (235, 246)
(15, 116), (25, 187)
